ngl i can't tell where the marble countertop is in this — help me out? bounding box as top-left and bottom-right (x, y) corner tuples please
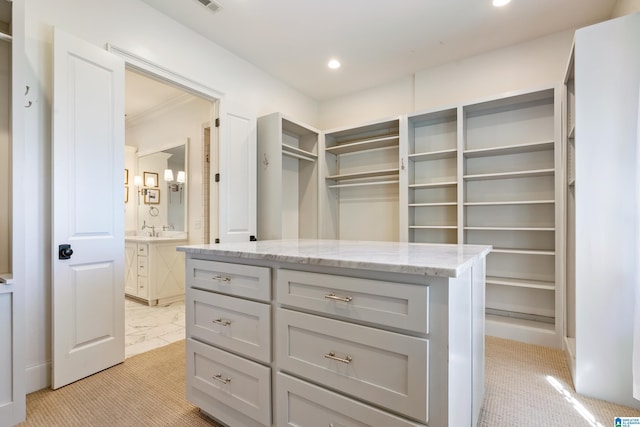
(177, 239), (492, 278)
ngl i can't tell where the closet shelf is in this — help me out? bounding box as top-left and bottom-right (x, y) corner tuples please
(409, 202), (457, 207)
(486, 276), (555, 291)
(486, 313), (556, 330)
(409, 149), (457, 161)
(568, 178), (576, 186)
(491, 248), (555, 256)
(464, 226), (555, 231)
(463, 168), (554, 181)
(282, 143), (317, 162)
(568, 125), (575, 139)
(463, 140), (554, 158)
(326, 168), (399, 181)
(464, 200), (555, 206)
(325, 135), (399, 155)
(409, 181), (457, 189)
(0, 32), (11, 43)
(409, 225), (457, 230)
(328, 180), (399, 189)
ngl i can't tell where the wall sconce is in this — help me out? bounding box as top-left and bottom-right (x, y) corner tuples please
(134, 175), (147, 204)
(165, 169), (185, 203)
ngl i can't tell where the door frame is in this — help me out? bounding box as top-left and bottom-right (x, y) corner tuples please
(107, 44), (223, 239)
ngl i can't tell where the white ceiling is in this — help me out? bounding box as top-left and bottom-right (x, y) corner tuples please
(140, 0), (617, 101)
(125, 69), (193, 120)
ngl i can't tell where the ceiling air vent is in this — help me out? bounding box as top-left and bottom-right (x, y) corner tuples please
(195, 0), (222, 14)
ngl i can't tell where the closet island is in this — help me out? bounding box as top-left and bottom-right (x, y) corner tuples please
(177, 239), (491, 427)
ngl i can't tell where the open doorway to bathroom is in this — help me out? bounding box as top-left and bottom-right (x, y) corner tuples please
(124, 67), (214, 358)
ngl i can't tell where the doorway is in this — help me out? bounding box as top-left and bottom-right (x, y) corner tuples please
(124, 67), (214, 358)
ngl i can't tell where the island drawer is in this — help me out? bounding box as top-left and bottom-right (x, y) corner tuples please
(276, 308), (428, 423)
(187, 259), (271, 302)
(187, 338), (271, 426)
(276, 269), (428, 333)
(188, 288), (271, 363)
(276, 373), (425, 427)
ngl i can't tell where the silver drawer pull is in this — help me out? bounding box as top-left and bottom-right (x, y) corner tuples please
(213, 373), (231, 384)
(212, 275), (231, 283)
(212, 318), (231, 326)
(324, 292), (352, 303)
(324, 351), (353, 364)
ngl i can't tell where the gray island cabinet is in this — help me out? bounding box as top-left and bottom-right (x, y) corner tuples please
(177, 239), (491, 427)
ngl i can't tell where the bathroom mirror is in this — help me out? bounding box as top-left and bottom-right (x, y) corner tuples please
(137, 142), (187, 234)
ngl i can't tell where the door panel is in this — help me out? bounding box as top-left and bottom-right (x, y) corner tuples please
(52, 27), (125, 389)
(218, 102), (257, 242)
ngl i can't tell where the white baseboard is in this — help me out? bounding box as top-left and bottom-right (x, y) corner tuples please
(486, 315), (560, 348)
(25, 361), (50, 393)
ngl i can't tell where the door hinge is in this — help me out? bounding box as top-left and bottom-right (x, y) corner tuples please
(215, 238), (220, 244)
(215, 117), (220, 128)
(215, 173), (220, 182)
(205, 154), (210, 163)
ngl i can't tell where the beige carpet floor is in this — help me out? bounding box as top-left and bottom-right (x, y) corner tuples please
(17, 336), (640, 426)
(18, 340), (218, 427)
(479, 336), (640, 426)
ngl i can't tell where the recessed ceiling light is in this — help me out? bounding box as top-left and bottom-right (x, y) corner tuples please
(493, 0), (511, 6)
(328, 59), (341, 70)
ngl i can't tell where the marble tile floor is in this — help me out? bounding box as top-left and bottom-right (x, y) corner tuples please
(125, 298), (186, 359)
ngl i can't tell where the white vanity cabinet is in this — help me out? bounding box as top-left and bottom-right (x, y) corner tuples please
(180, 239), (490, 427)
(124, 237), (187, 305)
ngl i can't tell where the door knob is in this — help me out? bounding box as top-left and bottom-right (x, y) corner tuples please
(58, 244), (73, 260)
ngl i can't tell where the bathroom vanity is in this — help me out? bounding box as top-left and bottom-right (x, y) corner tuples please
(178, 239), (490, 427)
(125, 236), (188, 305)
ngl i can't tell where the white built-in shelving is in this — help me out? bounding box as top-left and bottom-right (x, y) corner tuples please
(321, 118), (401, 241)
(563, 43), (576, 380)
(406, 108), (459, 244)
(257, 112), (320, 240)
(261, 87), (563, 348)
(0, 2), (11, 43)
(566, 14), (640, 408)
(462, 87), (562, 347)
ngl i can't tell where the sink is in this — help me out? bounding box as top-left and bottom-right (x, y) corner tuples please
(125, 232), (187, 243)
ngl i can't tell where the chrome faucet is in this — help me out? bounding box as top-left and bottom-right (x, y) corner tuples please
(141, 220), (156, 237)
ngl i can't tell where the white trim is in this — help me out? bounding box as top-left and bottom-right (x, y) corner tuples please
(25, 362), (50, 394)
(106, 43), (224, 101)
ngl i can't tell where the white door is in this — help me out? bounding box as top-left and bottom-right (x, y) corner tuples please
(52, 27), (125, 389)
(217, 101), (257, 242)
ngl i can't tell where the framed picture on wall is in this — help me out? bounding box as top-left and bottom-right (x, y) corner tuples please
(144, 188), (160, 204)
(143, 171), (158, 187)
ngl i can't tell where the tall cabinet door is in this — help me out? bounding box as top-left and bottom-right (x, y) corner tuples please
(0, 280), (24, 427)
(1, 0), (26, 425)
(217, 101), (257, 243)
